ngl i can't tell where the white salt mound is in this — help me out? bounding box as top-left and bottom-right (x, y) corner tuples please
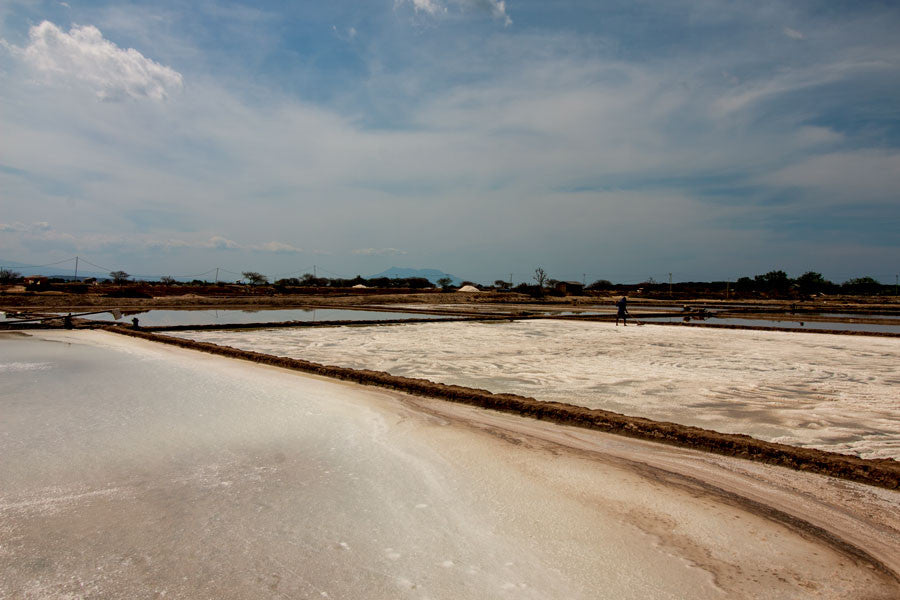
(457, 285), (481, 292)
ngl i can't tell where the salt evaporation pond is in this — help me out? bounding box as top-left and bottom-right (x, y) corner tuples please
(85, 307), (447, 327)
(2, 330), (897, 598)
(176, 320), (900, 459)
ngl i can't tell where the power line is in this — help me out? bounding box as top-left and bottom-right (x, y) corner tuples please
(76, 257), (118, 273)
(316, 266), (343, 278)
(272, 266), (315, 278)
(0, 257), (76, 269)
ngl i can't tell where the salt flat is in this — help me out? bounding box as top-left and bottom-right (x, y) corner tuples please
(176, 320), (900, 459)
(1, 330), (898, 599)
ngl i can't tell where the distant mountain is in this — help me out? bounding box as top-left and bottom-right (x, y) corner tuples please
(368, 267), (462, 286)
(0, 259), (106, 280)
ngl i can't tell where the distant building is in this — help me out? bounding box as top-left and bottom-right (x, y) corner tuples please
(555, 281), (584, 296)
(24, 276), (48, 287)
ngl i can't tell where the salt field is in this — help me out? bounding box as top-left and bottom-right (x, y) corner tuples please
(2, 330), (898, 598)
(177, 320), (900, 459)
(81, 307), (447, 326)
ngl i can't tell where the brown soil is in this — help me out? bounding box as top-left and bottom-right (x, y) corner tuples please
(106, 326), (900, 490)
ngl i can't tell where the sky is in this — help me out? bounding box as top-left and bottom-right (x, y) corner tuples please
(1, 0), (898, 284)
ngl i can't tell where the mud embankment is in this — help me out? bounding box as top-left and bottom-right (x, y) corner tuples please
(116, 315), (512, 333)
(646, 320), (900, 338)
(107, 326), (900, 490)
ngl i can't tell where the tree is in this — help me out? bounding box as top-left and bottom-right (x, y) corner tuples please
(533, 267), (548, 288)
(160, 276), (176, 285)
(796, 271), (830, 295)
(843, 276), (881, 295)
(735, 276), (754, 293)
(586, 279), (611, 290)
(406, 277), (432, 289)
(242, 271), (269, 285)
(754, 270), (791, 295)
(109, 271), (130, 283)
(0, 268), (21, 283)
(494, 279), (511, 291)
(437, 277), (453, 290)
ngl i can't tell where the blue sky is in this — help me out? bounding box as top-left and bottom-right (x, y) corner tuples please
(1, 0), (898, 284)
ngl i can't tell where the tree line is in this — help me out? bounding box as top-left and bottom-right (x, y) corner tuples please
(0, 267), (895, 297)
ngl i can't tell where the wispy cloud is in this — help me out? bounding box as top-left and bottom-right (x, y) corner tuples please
(252, 241), (304, 253)
(352, 248), (407, 256)
(783, 26), (805, 40)
(0, 221), (51, 233)
(397, 0), (510, 25)
(2, 224), (305, 255)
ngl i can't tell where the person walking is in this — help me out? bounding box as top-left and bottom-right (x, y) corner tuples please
(616, 296), (628, 326)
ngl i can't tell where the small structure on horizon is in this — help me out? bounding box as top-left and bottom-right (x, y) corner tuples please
(555, 281), (584, 296)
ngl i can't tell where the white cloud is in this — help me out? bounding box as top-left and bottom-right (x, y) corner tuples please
(203, 235), (241, 250)
(352, 248), (408, 256)
(407, 0), (445, 16)
(21, 21), (182, 101)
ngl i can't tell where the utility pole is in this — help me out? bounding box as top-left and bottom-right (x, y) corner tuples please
(509, 273), (513, 286)
(214, 267), (219, 284)
(668, 272), (672, 296)
(313, 265), (317, 279)
(74, 256), (79, 282)
(582, 273), (586, 286)
(896, 274), (898, 296)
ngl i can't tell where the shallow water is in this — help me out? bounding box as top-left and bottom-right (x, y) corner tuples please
(176, 321), (900, 459)
(82, 307), (448, 326)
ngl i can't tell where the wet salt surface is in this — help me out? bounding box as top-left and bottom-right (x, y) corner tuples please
(1, 330), (897, 599)
(83, 307), (448, 326)
(177, 321), (900, 459)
